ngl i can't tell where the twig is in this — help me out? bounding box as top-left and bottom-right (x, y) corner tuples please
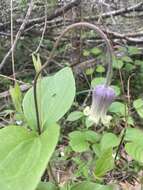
(102, 28), (143, 43)
(127, 74), (135, 105)
(0, 0), (34, 71)
(10, 0), (15, 82)
(114, 70), (129, 165)
(0, 74), (27, 85)
(84, 2), (143, 20)
(23, 0), (81, 27)
(0, 84), (31, 99)
(34, 0), (48, 53)
(114, 128), (126, 164)
(48, 163), (59, 186)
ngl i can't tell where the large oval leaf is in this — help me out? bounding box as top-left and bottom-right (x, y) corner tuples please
(23, 67), (75, 130)
(125, 127), (143, 143)
(0, 124), (59, 190)
(71, 181), (115, 190)
(125, 128), (143, 163)
(94, 148), (114, 177)
(36, 182), (58, 190)
(125, 142), (143, 163)
(100, 133), (119, 151)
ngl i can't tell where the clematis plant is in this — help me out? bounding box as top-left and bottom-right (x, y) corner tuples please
(84, 31), (115, 126)
(84, 84), (116, 126)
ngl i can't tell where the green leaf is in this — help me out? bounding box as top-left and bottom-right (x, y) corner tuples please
(90, 47), (101, 56)
(121, 56), (133, 63)
(96, 65), (105, 73)
(94, 149), (114, 177)
(69, 131), (89, 152)
(100, 133), (119, 151)
(135, 60), (143, 66)
(86, 68), (94, 75)
(83, 49), (90, 57)
(111, 85), (121, 96)
(124, 63), (135, 72)
(125, 128), (143, 163)
(85, 117), (94, 128)
(67, 111), (84, 122)
(0, 124), (59, 190)
(32, 54), (42, 74)
(113, 59), (124, 69)
(122, 116), (134, 126)
(23, 67), (75, 130)
(125, 142), (143, 163)
(133, 98), (143, 118)
(69, 130), (100, 152)
(128, 46), (141, 55)
(60, 184), (71, 190)
(109, 102), (127, 116)
(36, 182), (58, 190)
(85, 130), (100, 143)
(92, 143), (101, 157)
(91, 77), (106, 88)
(10, 83), (23, 113)
(71, 181), (114, 190)
(125, 128), (143, 144)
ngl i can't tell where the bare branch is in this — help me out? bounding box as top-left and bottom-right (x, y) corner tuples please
(18, 0), (81, 27)
(0, 0), (34, 71)
(84, 2), (143, 20)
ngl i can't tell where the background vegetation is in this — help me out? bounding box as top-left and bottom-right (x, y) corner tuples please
(0, 0), (143, 189)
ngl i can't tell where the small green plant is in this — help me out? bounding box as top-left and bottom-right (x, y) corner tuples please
(0, 67), (75, 190)
(1, 22), (143, 190)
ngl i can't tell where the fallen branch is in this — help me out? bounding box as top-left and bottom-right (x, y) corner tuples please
(18, 0), (81, 27)
(84, 2), (143, 20)
(102, 28), (143, 43)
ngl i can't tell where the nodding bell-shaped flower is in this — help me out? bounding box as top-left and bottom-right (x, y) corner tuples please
(84, 84), (116, 126)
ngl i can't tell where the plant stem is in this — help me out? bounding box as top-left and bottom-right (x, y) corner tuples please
(33, 22), (114, 135)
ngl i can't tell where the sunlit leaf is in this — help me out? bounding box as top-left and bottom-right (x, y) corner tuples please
(109, 102), (127, 116)
(86, 68), (94, 75)
(69, 131), (89, 152)
(90, 47), (101, 56)
(85, 130), (100, 143)
(10, 83), (23, 113)
(125, 128), (143, 163)
(85, 117), (94, 128)
(69, 130), (100, 153)
(111, 85), (121, 96)
(91, 77), (106, 88)
(23, 67), (75, 130)
(83, 49), (90, 57)
(100, 133), (119, 151)
(125, 128), (143, 144)
(125, 142), (143, 163)
(67, 111), (84, 122)
(36, 182), (58, 190)
(113, 58), (124, 69)
(133, 98), (143, 118)
(94, 148), (114, 177)
(0, 124), (59, 190)
(71, 181), (114, 190)
(96, 65), (105, 73)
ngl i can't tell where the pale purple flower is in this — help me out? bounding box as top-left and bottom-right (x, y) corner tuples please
(84, 84), (116, 125)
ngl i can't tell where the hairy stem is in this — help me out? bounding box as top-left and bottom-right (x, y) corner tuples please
(33, 22), (114, 134)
